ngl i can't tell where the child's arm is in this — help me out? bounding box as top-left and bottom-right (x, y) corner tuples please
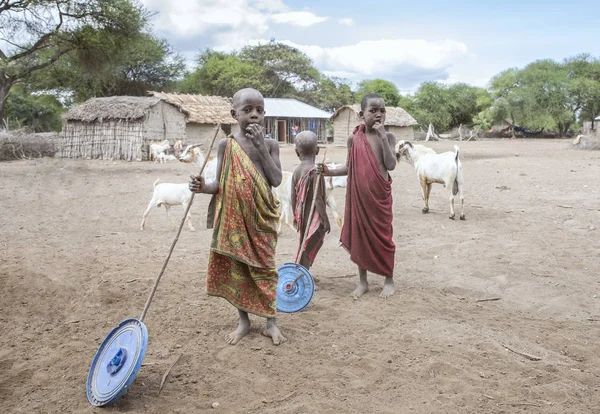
(384, 132), (397, 171)
(246, 124), (283, 187)
(263, 140), (283, 187)
(189, 138), (227, 194)
(374, 123), (397, 171)
(318, 134), (353, 177)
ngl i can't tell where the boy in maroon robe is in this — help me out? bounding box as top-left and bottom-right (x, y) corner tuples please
(319, 94), (397, 299)
(291, 131), (330, 272)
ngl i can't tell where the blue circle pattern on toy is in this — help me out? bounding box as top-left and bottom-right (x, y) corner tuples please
(276, 263), (315, 313)
(87, 318), (148, 406)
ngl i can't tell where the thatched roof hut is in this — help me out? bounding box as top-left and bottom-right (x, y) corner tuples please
(148, 92), (238, 143)
(60, 96), (187, 161)
(62, 96), (161, 122)
(331, 104), (417, 145)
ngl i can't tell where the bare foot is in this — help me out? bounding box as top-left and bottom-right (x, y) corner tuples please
(351, 280), (369, 299)
(380, 278), (395, 299)
(262, 318), (286, 346)
(225, 311), (251, 345)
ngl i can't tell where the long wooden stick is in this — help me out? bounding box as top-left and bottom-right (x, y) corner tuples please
(501, 344), (541, 361)
(140, 124), (221, 322)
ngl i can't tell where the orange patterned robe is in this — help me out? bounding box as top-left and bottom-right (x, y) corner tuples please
(206, 137), (280, 317)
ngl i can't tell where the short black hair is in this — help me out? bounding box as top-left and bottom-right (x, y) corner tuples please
(232, 88), (264, 108)
(360, 93), (384, 111)
(294, 131), (318, 155)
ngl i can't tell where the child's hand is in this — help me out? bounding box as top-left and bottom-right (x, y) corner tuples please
(316, 163), (330, 176)
(189, 174), (205, 193)
(373, 122), (387, 139)
(245, 124), (265, 149)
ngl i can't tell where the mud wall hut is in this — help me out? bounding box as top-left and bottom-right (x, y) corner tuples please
(331, 104), (417, 145)
(149, 92), (238, 147)
(60, 96), (186, 161)
(263, 98), (331, 144)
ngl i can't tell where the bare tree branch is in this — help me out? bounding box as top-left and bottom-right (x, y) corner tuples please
(0, 0), (33, 14)
(7, 10), (63, 62)
(16, 47), (70, 80)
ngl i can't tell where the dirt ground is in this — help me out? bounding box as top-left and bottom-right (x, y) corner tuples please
(1, 139), (600, 413)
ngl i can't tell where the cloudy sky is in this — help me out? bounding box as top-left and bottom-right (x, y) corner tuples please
(140, 0), (599, 92)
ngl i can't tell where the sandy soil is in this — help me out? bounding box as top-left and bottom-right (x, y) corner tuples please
(1, 139), (600, 413)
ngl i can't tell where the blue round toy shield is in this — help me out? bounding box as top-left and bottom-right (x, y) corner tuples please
(87, 318), (148, 406)
(276, 263), (315, 313)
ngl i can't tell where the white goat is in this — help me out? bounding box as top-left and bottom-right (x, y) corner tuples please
(273, 170), (344, 235)
(156, 152), (177, 163)
(272, 171), (295, 234)
(173, 140), (184, 157)
(178, 144), (218, 183)
(325, 162), (348, 190)
(396, 140), (465, 220)
(141, 178), (195, 231)
(149, 140), (171, 162)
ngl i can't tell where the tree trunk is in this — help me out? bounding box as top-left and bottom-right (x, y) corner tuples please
(510, 113), (516, 138)
(0, 76), (12, 126)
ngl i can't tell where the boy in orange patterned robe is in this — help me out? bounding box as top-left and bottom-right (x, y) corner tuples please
(189, 88), (285, 346)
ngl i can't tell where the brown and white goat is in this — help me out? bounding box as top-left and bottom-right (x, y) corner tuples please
(178, 144), (218, 183)
(396, 140), (465, 220)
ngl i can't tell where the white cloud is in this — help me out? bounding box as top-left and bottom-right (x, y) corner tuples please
(140, 0), (326, 43)
(139, 0), (470, 89)
(270, 11), (328, 27)
(290, 39), (467, 74)
(269, 38), (469, 89)
(252, 0), (287, 12)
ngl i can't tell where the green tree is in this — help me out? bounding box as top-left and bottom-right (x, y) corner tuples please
(520, 60), (574, 135)
(409, 82), (453, 131)
(238, 42), (320, 97)
(472, 109), (493, 130)
(0, 0), (147, 122)
(297, 76), (354, 112)
(5, 85), (64, 131)
(38, 30), (186, 101)
(489, 68), (524, 136)
(447, 83), (491, 127)
(355, 79), (401, 107)
(175, 50), (267, 97)
(176, 43), (321, 100)
(489, 59), (595, 136)
(565, 54), (600, 129)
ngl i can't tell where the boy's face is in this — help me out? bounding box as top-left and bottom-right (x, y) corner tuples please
(231, 91), (265, 130)
(361, 98), (386, 127)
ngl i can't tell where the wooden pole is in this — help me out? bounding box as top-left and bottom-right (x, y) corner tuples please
(139, 123), (221, 322)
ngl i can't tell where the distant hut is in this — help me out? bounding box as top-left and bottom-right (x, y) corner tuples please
(149, 92), (238, 145)
(60, 96), (186, 161)
(60, 93), (239, 161)
(331, 104), (417, 145)
(263, 98), (332, 144)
